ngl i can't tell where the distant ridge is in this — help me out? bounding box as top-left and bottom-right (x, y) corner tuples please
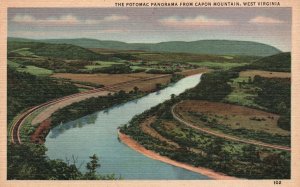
(8, 37), (281, 56)
(8, 39), (108, 60)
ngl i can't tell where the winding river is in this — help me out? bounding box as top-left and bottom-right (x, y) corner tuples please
(45, 74), (210, 179)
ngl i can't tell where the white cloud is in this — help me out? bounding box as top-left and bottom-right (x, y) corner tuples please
(103, 15), (129, 22)
(83, 15), (129, 24)
(12, 15), (36, 23)
(249, 16), (284, 24)
(12, 14), (80, 25)
(11, 14), (129, 25)
(159, 15), (232, 27)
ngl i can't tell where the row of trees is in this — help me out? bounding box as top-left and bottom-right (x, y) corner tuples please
(121, 100), (291, 179)
(51, 89), (144, 127)
(120, 68), (290, 179)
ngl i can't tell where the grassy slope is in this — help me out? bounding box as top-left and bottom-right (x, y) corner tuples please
(188, 61), (249, 70)
(225, 52), (291, 107)
(9, 37), (281, 56)
(8, 60), (53, 76)
(8, 41), (108, 61)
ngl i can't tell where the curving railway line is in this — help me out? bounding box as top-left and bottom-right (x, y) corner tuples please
(171, 102), (291, 152)
(10, 74), (172, 144)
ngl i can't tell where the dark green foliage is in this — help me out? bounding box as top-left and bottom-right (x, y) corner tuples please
(12, 58), (90, 72)
(120, 69), (290, 179)
(261, 153), (291, 179)
(7, 68), (78, 124)
(85, 154), (101, 179)
(155, 83), (162, 90)
(185, 70), (238, 101)
(240, 145), (260, 163)
(146, 68), (178, 74)
(113, 53), (137, 61)
(249, 52), (291, 72)
(51, 90), (144, 126)
(7, 143), (81, 180)
(170, 74), (184, 83)
(7, 143), (120, 180)
(278, 113), (291, 131)
(253, 76), (291, 112)
(8, 41), (108, 60)
(121, 102), (290, 179)
(91, 64), (132, 74)
(253, 76), (291, 131)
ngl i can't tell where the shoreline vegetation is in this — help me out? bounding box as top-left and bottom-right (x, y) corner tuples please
(118, 131), (237, 180)
(8, 71), (189, 180)
(119, 66), (291, 179)
(7, 37), (291, 180)
(8, 143), (121, 180)
(10, 66), (291, 179)
(30, 90), (145, 143)
(18, 73), (186, 144)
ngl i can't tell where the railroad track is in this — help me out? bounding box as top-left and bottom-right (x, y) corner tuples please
(10, 74), (172, 144)
(171, 102), (291, 152)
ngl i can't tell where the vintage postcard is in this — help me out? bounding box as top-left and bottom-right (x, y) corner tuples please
(0, 0), (299, 186)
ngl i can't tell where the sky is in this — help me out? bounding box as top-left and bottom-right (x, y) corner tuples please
(8, 8), (291, 51)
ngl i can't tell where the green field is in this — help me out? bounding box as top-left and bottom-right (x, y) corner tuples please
(78, 88), (89, 92)
(7, 38), (290, 180)
(85, 61), (124, 70)
(18, 65), (53, 76)
(86, 64), (115, 70)
(8, 61), (53, 76)
(189, 61), (249, 70)
(7, 60), (20, 68)
(129, 65), (150, 71)
(8, 41), (108, 61)
(224, 77), (263, 108)
(11, 48), (35, 56)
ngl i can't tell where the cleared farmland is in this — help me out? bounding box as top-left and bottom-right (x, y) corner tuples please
(239, 70), (291, 78)
(51, 72), (158, 86)
(51, 68), (209, 92)
(174, 100), (289, 136)
(225, 70), (291, 108)
(188, 61), (249, 70)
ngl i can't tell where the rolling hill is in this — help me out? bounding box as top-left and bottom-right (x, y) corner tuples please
(250, 52), (291, 72)
(8, 40), (108, 61)
(9, 37), (281, 57)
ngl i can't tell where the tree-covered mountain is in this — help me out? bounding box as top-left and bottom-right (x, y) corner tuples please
(8, 40), (108, 61)
(9, 37), (281, 56)
(249, 52), (291, 72)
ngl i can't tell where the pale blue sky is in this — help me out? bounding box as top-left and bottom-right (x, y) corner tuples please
(8, 8), (291, 51)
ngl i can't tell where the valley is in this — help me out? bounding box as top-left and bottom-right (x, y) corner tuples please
(7, 38), (291, 180)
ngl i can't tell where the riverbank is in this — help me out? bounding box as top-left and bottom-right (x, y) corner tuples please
(118, 131), (237, 180)
(25, 71), (205, 144)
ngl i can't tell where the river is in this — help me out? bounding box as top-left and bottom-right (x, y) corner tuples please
(45, 73), (210, 179)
